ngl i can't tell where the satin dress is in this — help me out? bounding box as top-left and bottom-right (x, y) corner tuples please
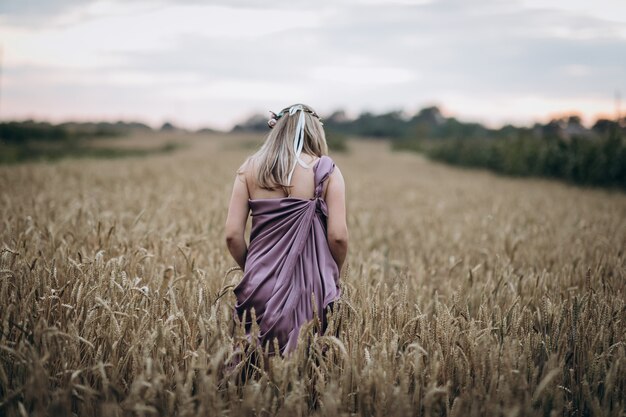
(233, 155), (341, 356)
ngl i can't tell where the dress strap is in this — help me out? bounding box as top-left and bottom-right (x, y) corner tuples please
(314, 156), (335, 199)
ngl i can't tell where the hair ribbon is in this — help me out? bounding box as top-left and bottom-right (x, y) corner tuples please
(286, 104), (306, 187)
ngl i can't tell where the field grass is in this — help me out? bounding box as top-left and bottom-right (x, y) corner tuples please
(1, 132), (624, 416)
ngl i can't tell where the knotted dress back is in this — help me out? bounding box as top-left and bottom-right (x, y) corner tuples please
(233, 155), (341, 356)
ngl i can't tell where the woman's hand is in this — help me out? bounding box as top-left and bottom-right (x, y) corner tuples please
(225, 162), (251, 270)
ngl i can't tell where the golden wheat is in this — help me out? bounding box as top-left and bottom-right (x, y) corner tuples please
(0, 132), (624, 416)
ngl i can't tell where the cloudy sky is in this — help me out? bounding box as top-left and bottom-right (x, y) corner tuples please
(0, 0), (625, 130)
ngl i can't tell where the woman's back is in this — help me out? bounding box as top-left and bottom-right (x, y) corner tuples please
(245, 153), (325, 201)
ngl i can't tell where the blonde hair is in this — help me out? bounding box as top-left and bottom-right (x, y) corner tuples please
(244, 103), (328, 195)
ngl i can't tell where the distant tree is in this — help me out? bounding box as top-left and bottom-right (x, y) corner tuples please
(326, 110), (349, 124)
(567, 115), (582, 126)
(543, 119), (566, 140)
(412, 106), (444, 126)
(161, 122), (177, 131)
(196, 127), (219, 134)
(592, 119), (617, 136)
(232, 114), (268, 132)
(497, 124), (518, 139)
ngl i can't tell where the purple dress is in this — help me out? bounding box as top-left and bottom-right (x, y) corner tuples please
(233, 155), (341, 356)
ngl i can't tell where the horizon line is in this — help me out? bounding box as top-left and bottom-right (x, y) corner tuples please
(0, 106), (622, 132)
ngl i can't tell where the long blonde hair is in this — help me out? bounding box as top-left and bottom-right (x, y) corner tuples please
(246, 103), (328, 194)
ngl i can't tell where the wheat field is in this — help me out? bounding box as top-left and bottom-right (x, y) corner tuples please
(1, 132), (625, 416)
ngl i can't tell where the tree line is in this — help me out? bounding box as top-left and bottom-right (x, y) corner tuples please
(3, 109), (625, 189)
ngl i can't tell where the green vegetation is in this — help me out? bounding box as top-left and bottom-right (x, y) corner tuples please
(4, 111), (625, 190)
(325, 131), (349, 152)
(0, 120), (151, 143)
(324, 107), (493, 141)
(307, 106), (626, 191)
(394, 127), (626, 190)
(0, 121), (178, 164)
(0, 140), (182, 164)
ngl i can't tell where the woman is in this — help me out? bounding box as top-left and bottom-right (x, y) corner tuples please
(225, 103), (348, 357)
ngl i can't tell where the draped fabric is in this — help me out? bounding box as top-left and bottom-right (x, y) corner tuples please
(233, 155), (341, 356)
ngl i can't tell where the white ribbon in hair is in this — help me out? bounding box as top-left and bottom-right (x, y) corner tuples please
(286, 104), (306, 187)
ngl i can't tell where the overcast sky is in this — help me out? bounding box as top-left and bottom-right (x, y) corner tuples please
(1, 0), (625, 130)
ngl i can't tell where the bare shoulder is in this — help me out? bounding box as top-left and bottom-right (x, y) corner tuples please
(237, 155), (255, 173)
(329, 161), (344, 183)
(235, 155), (255, 186)
(324, 160), (345, 200)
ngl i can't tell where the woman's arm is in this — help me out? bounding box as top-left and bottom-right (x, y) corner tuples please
(225, 163), (251, 270)
(325, 166), (349, 274)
